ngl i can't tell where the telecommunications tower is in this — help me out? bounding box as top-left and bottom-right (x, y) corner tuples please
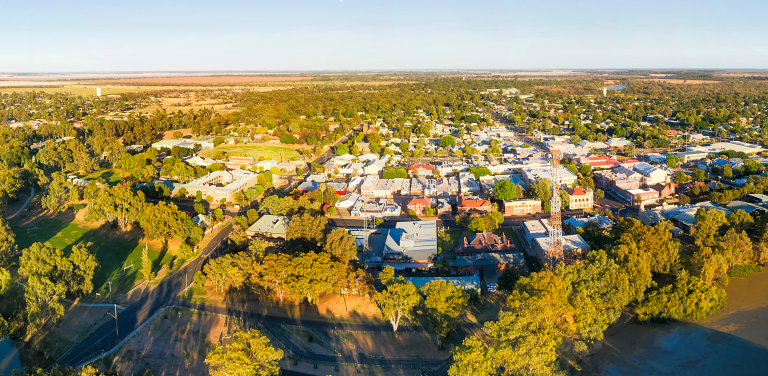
(547, 149), (564, 269)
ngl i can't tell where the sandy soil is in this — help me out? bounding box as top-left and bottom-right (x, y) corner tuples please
(591, 271), (768, 376)
(109, 76), (313, 84)
(335, 331), (446, 359)
(188, 289), (385, 324)
(102, 308), (231, 376)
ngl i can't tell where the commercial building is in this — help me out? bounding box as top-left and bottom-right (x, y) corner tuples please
(367, 220), (438, 270)
(503, 199), (542, 215)
(565, 187), (593, 210)
(151, 138), (214, 151)
(177, 170), (259, 202)
(534, 235), (591, 267)
(245, 215), (291, 238)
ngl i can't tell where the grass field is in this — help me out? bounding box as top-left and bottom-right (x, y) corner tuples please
(438, 230), (465, 257)
(11, 215), (175, 296)
(199, 144), (302, 161)
(83, 168), (131, 185)
(0, 86), (149, 95)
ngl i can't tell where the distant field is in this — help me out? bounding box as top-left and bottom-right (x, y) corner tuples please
(0, 86), (149, 95)
(639, 78), (719, 84)
(109, 76), (314, 84)
(199, 144), (302, 160)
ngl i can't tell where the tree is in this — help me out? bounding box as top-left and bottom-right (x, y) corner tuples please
(204, 254), (247, 292)
(608, 237), (653, 301)
(692, 169), (706, 182)
(0, 218), (17, 264)
(665, 155), (680, 168)
(691, 207), (727, 248)
(373, 276), (421, 333)
(87, 186), (146, 231)
(42, 172), (68, 213)
(285, 251), (342, 304)
(561, 250), (632, 344)
(139, 202), (189, 247)
(635, 275), (726, 322)
(492, 179), (516, 200)
(324, 228), (357, 263)
(258, 253), (292, 301)
(24, 276), (66, 338)
(449, 337), (496, 376)
(636, 221), (681, 274)
(560, 189), (570, 210)
(419, 280), (469, 348)
(727, 209), (754, 233)
(140, 247), (154, 281)
(533, 178), (552, 203)
(205, 329), (283, 376)
(285, 212), (328, 251)
(678, 194), (690, 205)
(467, 166), (492, 180)
(439, 136), (456, 148)
(623, 144), (636, 156)
(259, 195), (297, 216)
(336, 144), (349, 155)
(674, 172), (690, 184)
(723, 165), (733, 179)
(66, 243), (98, 296)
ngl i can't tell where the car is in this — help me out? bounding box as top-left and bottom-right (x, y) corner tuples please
(487, 283), (498, 289)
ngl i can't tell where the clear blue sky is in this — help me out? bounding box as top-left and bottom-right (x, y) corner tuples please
(2, 0), (767, 72)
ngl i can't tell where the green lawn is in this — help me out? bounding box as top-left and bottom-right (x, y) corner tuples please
(83, 168), (131, 185)
(12, 216), (175, 296)
(199, 144), (301, 161)
(438, 230), (466, 258)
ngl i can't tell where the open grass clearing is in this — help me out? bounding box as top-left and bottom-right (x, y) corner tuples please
(198, 144), (302, 161)
(334, 330), (447, 360)
(82, 168), (132, 185)
(11, 212), (177, 296)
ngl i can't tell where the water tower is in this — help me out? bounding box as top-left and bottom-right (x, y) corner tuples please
(97, 87), (102, 97)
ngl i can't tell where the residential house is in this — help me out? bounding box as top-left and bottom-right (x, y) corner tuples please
(408, 164), (434, 177)
(455, 232), (516, 257)
(245, 215), (291, 238)
(633, 162), (669, 185)
(457, 253), (528, 276)
(457, 194), (493, 214)
(407, 197), (433, 214)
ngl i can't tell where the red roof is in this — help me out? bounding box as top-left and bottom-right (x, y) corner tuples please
(459, 195), (492, 208)
(408, 164), (434, 171)
(408, 197), (431, 207)
(570, 187), (587, 196)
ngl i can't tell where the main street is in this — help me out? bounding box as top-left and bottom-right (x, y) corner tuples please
(58, 223), (233, 367)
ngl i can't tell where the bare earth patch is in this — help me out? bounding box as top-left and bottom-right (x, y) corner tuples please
(110, 76), (313, 84)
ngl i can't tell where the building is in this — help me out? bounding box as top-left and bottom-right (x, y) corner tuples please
(407, 197), (432, 214)
(503, 199), (542, 215)
(565, 187), (593, 210)
(605, 138), (634, 148)
(745, 194), (768, 205)
(408, 164), (434, 177)
(625, 188), (659, 203)
(224, 156), (256, 169)
(457, 253), (528, 276)
(455, 232), (516, 256)
(457, 194), (493, 213)
(522, 166), (578, 186)
(534, 235), (591, 267)
(177, 170), (259, 202)
(151, 138), (214, 151)
(675, 151), (710, 163)
(521, 219), (552, 251)
(578, 156), (620, 169)
(245, 215), (291, 238)
(367, 220), (438, 270)
(563, 215), (614, 232)
(633, 162), (669, 185)
(652, 183), (677, 199)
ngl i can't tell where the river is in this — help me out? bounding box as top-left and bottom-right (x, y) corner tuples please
(0, 338), (21, 374)
(591, 271), (768, 375)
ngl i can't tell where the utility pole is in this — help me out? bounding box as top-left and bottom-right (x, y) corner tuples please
(108, 281), (112, 303)
(108, 304), (119, 340)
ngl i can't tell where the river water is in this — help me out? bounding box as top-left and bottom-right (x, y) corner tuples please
(0, 338), (21, 374)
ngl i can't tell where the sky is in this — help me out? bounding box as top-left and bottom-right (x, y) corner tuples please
(1, 0), (767, 72)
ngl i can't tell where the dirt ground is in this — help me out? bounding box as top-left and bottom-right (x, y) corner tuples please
(31, 304), (115, 360)
(334, 331), (446, 360)
(101, 308), (231, 376)
(591, 271), (768, 376)
(187, 289), (386, 325)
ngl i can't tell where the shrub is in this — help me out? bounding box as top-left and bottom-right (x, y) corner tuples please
(727, 264), (763, 278)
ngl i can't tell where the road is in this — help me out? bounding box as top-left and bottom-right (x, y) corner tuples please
(6, 187), (34, 219)
(58, 223), (233, 367)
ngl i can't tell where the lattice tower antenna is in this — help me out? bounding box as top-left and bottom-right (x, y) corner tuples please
(547, 149), (564, 269)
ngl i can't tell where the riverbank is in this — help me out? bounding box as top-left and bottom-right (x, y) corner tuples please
(591, 270), (768, 375)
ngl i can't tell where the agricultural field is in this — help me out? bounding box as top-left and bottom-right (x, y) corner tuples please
(11, 212), (176, 297)
(198, 144), (303, 161)
(0, 86), (149, 95)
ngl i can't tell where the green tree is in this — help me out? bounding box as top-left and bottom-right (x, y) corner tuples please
(691, 207), (727, 248)
(608, 237), (653, 301)
(492, 179), (516, 200)
(285, 251), (342, 304)
(692, 169), (706, 182)
(0, 218), (17, 264)
(324, 228), (357, 263)
(140, 247), (154, 281)
(285, 212), (328, 251)
(66, 243), (98, 296)
(439, 136), (456, 148)
(258, 195), (297, 216)
(205, 329), (283, 376)
(635, 275), (726, 322)
(336, 144), (349, 155)
(87, 186), (146, 231)
(723, 165), (733, 179)
(678, 194), (690, 205)
(258, 253), (292, 301)
(674, 172), (690, 184)
(139, 202), (189, 247)
(665, 155), (680, 168)
(727, 209), (754, 233)
(419, 280), (469, 348)
(623, 144), (636, 156)
(449, 337), (496, 376)
(373, 276), (421, 333)
(24, 276), (66, 338)
(533, 178), (552, 203)
(41, 172), (69, 213)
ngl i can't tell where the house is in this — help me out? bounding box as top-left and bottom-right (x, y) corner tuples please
(623, 188), (659, 203)
(455, 232), (517, 256)
(534, 235), (591, 267)
(504, 199), (542, 215)
(368, 220), (438, 270)
(726, 201), (768, 217)
(364, 157), (389, 175)
(245, 215), (291, 238)
(633, 162), (668, 185)
(457, 253), (528, 276)
(577, 140), (609, 149)
(457, 194), (493, 213)
(407, 197), (432, 214)
(745, 194), (768, 205)
(565, 187), (593, 210)
(605, 138), (634, 148)
(652, 183), (677, 199)
(408, 164), (434, 177)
